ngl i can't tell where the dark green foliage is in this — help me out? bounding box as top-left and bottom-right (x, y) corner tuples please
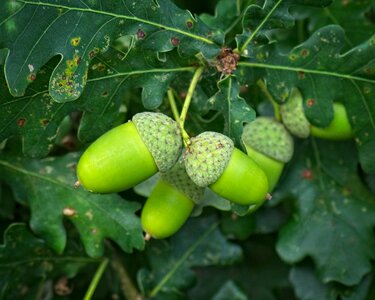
(0, 0), (374, 299)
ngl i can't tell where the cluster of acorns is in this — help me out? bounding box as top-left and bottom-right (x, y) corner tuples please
(76, 89), (352, 239)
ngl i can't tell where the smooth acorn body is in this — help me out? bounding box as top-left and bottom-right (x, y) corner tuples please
(210, 148), (269, 205)
(243, 145), (284, 192)
(280, 88), (352, 140)
(77, 112), (182, 193)
(141, 159), (203, 239)
(77, 122), (157, 193)
(184, 132), (269, 206)
(141, 179), (195, 239)
(310, 102), (353, 140)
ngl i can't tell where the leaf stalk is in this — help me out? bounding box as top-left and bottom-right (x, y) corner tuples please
(256, 79), (281, 121)
(83, 258), (109, 300)
(170, 66), (204, 147)
(239, 0), (283, 54)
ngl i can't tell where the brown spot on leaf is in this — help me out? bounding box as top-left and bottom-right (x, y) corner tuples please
(341, 0), (350, 6)
(307, 99), (315, 107)
(298, 71), (305, 80)
(342, 187), (352, 196)
(70, 37), (81, 46)
(17, 118), (26, 127)
(136, 29), (146, 39)
(97, 63), (106, 72)
(288, 53), (298, 61)
(54, 277), (73, 296)
(40, 119), (49, 126)
(301, 49), (310, 57)
(186, 20), (193, 28)
(302, 169), (313, 180)
(364, 68), (373, 75)
(171, 37), (180, 46)
(27, 73), (36, 82)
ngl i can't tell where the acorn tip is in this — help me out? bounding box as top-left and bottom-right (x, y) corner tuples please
(144, 232), (152, 241)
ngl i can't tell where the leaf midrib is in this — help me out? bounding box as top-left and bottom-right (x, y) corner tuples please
(20, 0), (215, 45)
(0, 256), (100, 268)
(0, 159), (139, 240)
(238, 61), (375, 84)
(149, 221), (220, 298)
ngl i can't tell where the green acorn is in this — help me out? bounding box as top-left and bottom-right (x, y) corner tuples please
(280, 88), (310, 138)
(241, 117), (294, 191)
(310, 102), (353, 140)
(141, 159), (204, 239)
(77, 112), (182, 193)
(280, 88), (353, 140)
(183, 132), (269, 206)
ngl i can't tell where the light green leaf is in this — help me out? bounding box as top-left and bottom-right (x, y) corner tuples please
(0, 153), (145, 257)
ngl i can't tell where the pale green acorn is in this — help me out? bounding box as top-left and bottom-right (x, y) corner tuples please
(242, 117), (294, 191)
(77, 112), (182, 193)
(183, 132), (269, 206)
(141, 158), (204, 239)
(280, 88), (353, 140)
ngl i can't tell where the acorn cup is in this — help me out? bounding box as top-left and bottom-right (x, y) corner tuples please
(183, 132), (269, 206)
(279, 88), (311, 138)
(141, 159), (204, 239)
(77, 112), (182, 193)
(280, 88), (353, 140)
(241, 117), (294, 192)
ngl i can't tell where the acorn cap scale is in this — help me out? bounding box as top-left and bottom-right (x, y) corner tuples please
(242, 117), (294, 163)
(184, 132), (234, 187)
(133, 112), (182, 172)
(280, 88), (310, 138)
(161, 158), (205, 204)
